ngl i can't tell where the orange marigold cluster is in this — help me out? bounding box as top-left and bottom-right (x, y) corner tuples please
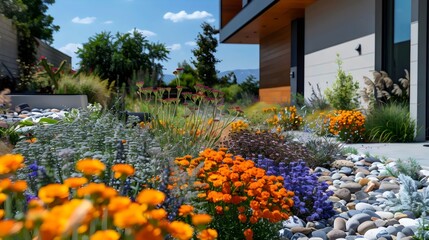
(0, 154), (216, 240)
(175, 148), (294, 239)
(325, 110), (366, 143)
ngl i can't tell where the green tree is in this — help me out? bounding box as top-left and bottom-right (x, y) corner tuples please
(1, 0), (60, 90)
(191, 22), (220, 87)
(77, 30), (170, 89)
(240, 74), (259, 97)
(324, 55), (360, 110)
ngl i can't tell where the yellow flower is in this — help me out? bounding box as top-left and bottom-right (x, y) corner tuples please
(64, 177), (88, 188)
(147, 208), (167, 220)
(136, 189), (165, 206)
(0, 220), (23, 237)
(0, 193), (7, 205)
(38, 183), (69, 204)
(112, 164), (135, 179)
(0, 154), (24, 175)
(76, 158), (106, 176)
(135, 224), (163, 240)
(197, 229), (218, 240)
(168, 221), (194, 240)
(192, 214), (212, 226)
(90, 230), (120, 240)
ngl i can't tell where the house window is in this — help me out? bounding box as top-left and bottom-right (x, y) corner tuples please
(383, 0), (411, 81)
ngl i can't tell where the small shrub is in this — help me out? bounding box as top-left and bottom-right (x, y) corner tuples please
(243, 102), (278, 127)
(385, 174), (429, 218)
(224, 129), (313, 166)
(414, 214), (429, 240)
(305, 136), (344, 167)
(326, 110), (366, 143)
(324, 55), (360, 110)
(264, 106), (303, 131)
(307, 82), (331, 111)
(230, 119), (249, 133)
(256, 158), (335, 221)
(386, 158), (422, 180)
(56, 74), (114, 106)
(364, 103), (415, 142)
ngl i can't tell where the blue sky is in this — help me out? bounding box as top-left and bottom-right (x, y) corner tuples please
(47, 0), (259, 75)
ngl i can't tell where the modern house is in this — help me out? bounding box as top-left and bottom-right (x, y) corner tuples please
(0, 14), (71, 80)
(220, 0), (429, 141)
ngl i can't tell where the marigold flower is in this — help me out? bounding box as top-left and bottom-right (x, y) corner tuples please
(147, 208), (167, 220)
(191, 214), (212, 226)
(135, 224), (163, 240)
(38, 183), (69, 204)
(238, 214), (247, 223)
(0, 154), (24, 175)
(197, 228), (218, 240)
(64, 177), (88, 188)
(10, 180), (27, 192)
(112, 164), (135, 179)
(113, 203), (147, 228)
(243, 228), (253, 240)
(90, 230), (120, 240)
(0, 220), (23, 237)
(168, 221), (194, 240)
(178, 204), (194, 217)
(108, 196), (131, 214)
(76, 158), (106, 176)
(136, 189), (165, 206)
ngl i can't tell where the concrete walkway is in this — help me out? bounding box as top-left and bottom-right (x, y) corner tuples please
(345, 142), (429, 169)
(288, 131), (429, 168)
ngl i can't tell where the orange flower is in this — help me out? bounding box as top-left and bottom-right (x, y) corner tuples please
(136, 189), (165, 206)
(64, 177), (88, 188)
(168, 221), (194, 240)
(77, 183), (117, 203)
(113, 203), (147, 228)
(90, 230), (120, 240)
(76, 158), (106, 176)
(135, 224), (163, 240)
(191, 214), (212, 226)
(38, 183), (69, 204)
(243, 228), (253, 240)
(178, 205), (194, 217)
(108, 196), (131, 214)
(0, 220), (23, 237)
(0, 154), (24, 175)
(197, 229), (218, 240)
(147, 209), (167, 220)
(112, 164), (135, 179)
(10, 180), (27, 192)
(238, 214), (247, 223)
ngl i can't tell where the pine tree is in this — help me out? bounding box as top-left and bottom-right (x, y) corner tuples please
(191, 22), (220, 87)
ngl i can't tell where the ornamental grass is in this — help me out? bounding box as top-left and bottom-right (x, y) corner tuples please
(175, 148), (294, 240)
(136, 83), (239, 156)
(0, 154), (215, 240)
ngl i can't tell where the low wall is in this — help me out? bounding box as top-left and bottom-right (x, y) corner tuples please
(9, 95), (88, 109)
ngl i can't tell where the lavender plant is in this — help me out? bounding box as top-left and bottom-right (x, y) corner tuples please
(256, 157), (335, 221)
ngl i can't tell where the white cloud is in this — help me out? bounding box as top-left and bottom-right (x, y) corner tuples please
(129, 28), (157, 37)
(72, 16), (96, 24)
(185, 41), (196, 47)
(206, 18), (216, 23)
(167, 43), (181, 51)
(59, 43), (82, 56)
(163, 10), (213, 23)
(103, 20), (113, 24)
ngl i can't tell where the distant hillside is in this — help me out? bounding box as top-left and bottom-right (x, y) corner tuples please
(162, 69), (259, 84)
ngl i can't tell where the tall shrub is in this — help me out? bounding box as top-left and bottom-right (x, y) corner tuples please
(325, 55), (360, 110)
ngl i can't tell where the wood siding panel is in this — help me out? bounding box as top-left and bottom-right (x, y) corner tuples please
(259, 86), (291, 103)
(260, 26), (291, 90)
